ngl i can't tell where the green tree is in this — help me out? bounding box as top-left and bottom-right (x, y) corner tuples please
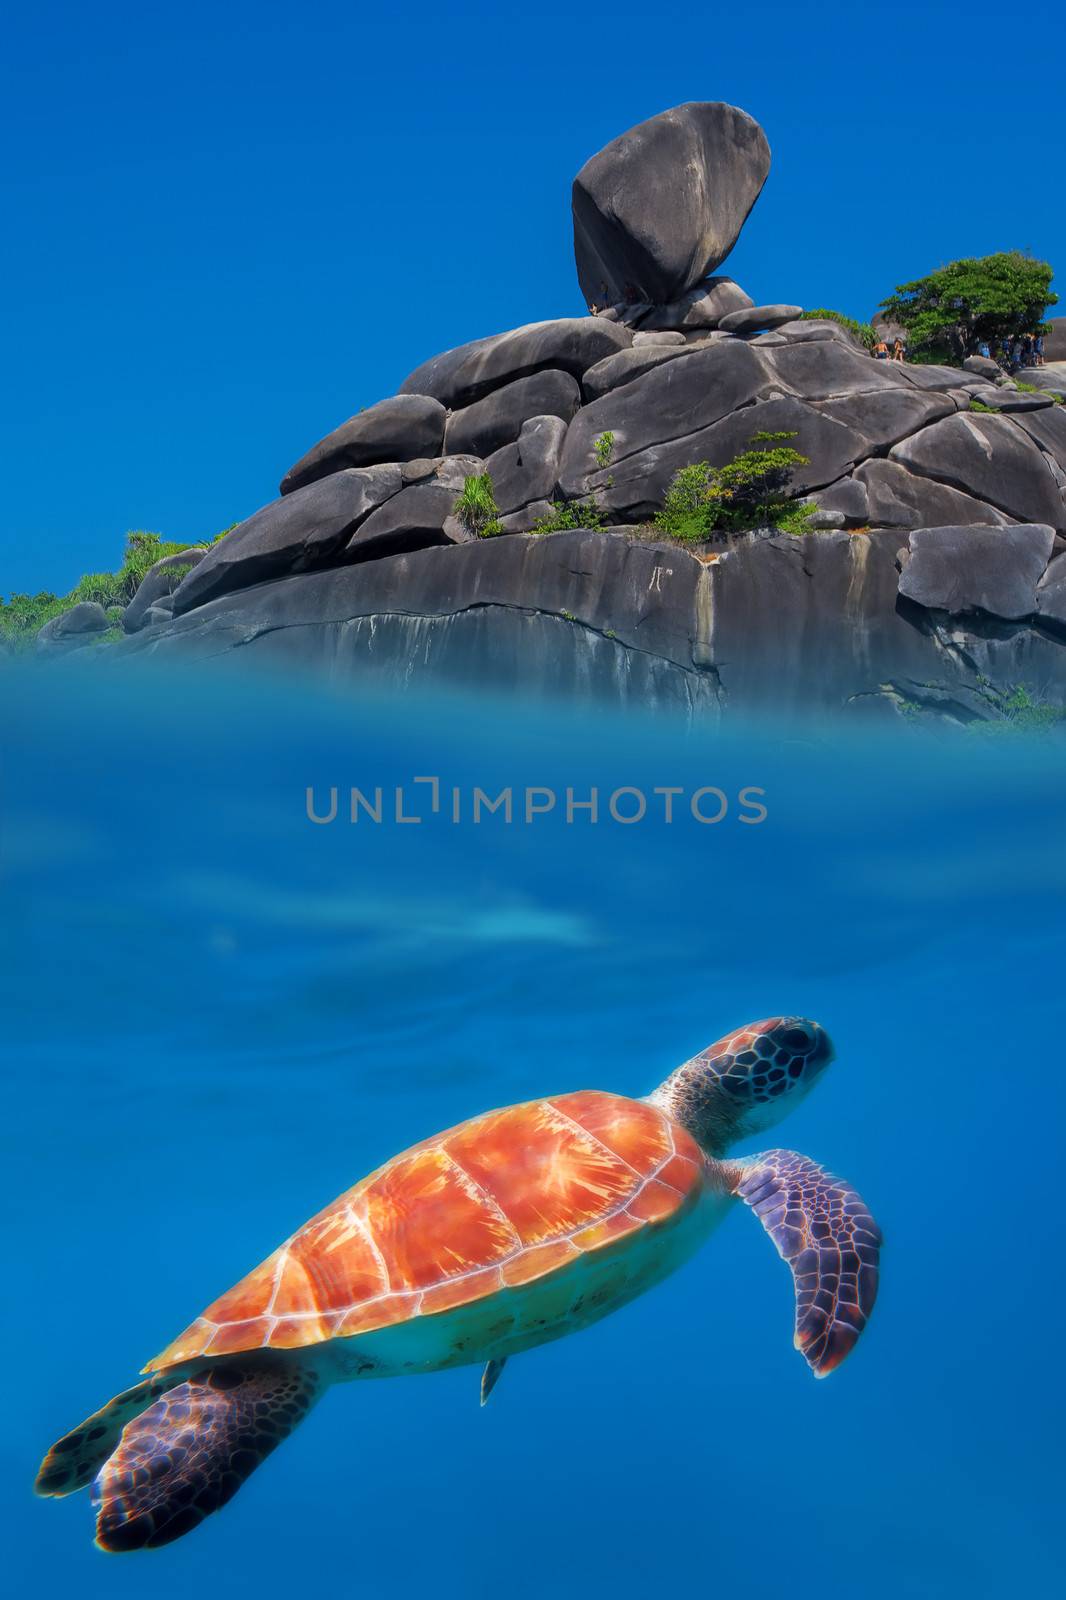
(654, 432), (812, 542)
(879, 251), (1057, 362)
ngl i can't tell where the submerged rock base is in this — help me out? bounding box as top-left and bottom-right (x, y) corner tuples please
(112, 528), (1066, 724)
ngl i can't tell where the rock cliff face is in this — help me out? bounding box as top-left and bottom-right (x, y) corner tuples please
(71, 103), (1066, 722)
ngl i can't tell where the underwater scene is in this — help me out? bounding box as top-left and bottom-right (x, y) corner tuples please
(3, 661), (1063, 1598)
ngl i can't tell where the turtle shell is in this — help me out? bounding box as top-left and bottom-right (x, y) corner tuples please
(147, 1091), (705, 1371)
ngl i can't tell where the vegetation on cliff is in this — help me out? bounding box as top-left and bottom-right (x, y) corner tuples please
(879, 251), (1057, 363)
(0, 529), (226, 651)
(653, 432), (816, 542)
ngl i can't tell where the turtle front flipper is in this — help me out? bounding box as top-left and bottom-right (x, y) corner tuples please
(35, 1374), (177, 1498)
(92, 1362), (322, 1552)
(726, 1150), (882, 1377)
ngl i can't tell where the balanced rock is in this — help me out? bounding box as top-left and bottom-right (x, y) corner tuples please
(281, 395), (445, 494)
(572, 102), (770, 308)
(719, 304), (803, 335)
(444, 369), (581, 458)
(899, 523), (1055, 620)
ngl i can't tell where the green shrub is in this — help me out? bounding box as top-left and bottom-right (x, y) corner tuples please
(774, 501), (820, 536)
(452, 473), (503, 538)
(654, 462), (716, 542)
(654, 432), (811, 542)
(531, 498), (608, 534)
(907, 344), (959, 366)
(966, 683), (1066, 736)
(0, 529), (212, 651)
(801, 309), (877, 351)
(969, 400), (996, 413)
(594, 431), (615, 468)
(69, 571), (126, 607)
(159, 561), (196, 590)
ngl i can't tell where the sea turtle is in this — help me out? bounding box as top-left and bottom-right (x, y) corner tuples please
(37, 1016), (881, 1551)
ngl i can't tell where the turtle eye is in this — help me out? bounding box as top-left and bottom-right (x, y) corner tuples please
(780, 1024), (813, 1052)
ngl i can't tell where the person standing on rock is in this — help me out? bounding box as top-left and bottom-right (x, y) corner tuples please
(892, 337), (905, 362)
(873, 336), (889, 360)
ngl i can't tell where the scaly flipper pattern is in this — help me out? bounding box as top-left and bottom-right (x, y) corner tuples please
(92, 1363), (321, 1551)
(35, 1375), (177, 1499)
(727, 1149), (881, 1376)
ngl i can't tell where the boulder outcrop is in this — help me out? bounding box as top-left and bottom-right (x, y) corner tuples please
(77, 100), (1066, 724)
(281, 396), (445, 494)
(572, 103), (770, 307)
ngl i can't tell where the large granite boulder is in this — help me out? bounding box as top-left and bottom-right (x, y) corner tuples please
(344, 480), (475, 558)
(773, 319), (860, 347)
(766, 338), (913, 401)
(855, 460), (1012, 529)
(559, 339), (774, 497)
(1015, 364), (1066, 396)
(37, 601), (109, 653)
(962, 354), (1003, 382)
(564, 396), (865, 520)
(719, 304), (803, 334)
(572, 103), (771, 308)
(895, 364), (975, 393)
(637, 277), (754, 332)
(898, 524), (1055, 620)
(890, 413), (1065, 528)
(485, 416), (568, 517)
(815, 388), (955, 453)
(444, 370), (580, 458)
(581, 340), (699, 402)
(172, 467), (404, 614)
(400, 318), (631, 409)
(1037, 552), (1066, 632)
(1009, 404), (1066, 473)
(124, 547), (209, 633)
(966, 388), (1055, 412)
(280, 396), (445, 494)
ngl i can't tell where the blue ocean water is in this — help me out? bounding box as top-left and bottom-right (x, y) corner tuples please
(3, 661), (1064, 1598)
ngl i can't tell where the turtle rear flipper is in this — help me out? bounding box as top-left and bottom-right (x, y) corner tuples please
(92, 1362), (322, 1551)
(727, 1149), (882, 1376)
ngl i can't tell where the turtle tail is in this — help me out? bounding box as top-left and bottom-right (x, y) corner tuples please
(37, 1359), (322, 1551)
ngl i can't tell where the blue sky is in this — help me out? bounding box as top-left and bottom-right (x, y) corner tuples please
(3, 0), (1062, 595)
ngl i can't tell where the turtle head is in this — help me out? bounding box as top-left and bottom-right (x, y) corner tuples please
(647, 1017), (834, 1156)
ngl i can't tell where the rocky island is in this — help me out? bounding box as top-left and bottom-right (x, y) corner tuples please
(27, 103), (1066, 722)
